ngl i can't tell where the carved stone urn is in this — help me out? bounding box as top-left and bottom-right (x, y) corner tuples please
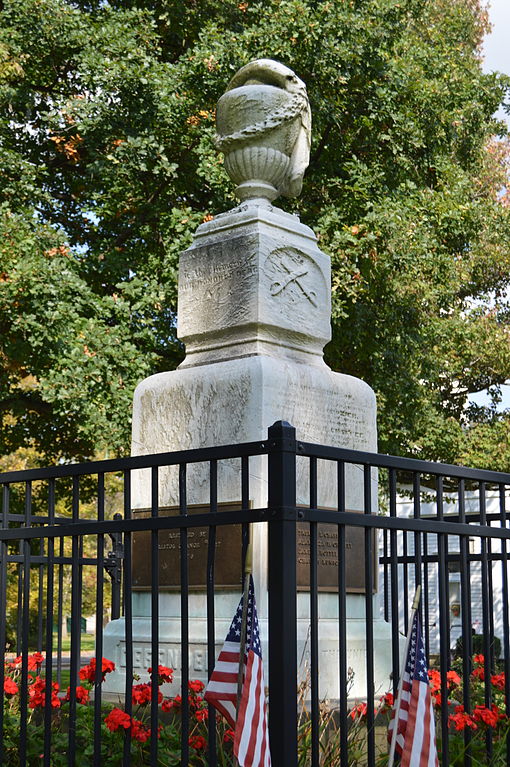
(216, 59), (311, 202)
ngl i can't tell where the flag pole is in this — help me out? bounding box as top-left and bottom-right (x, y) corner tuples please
(387, 586), (421, 767)
(236, 533), (252, 714)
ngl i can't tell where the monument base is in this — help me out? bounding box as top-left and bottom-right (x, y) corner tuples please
(103, 602), (395, 703)
(102, 353), (394, 701)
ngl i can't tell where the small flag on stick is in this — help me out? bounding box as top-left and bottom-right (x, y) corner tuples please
(388, 588), (438, 767)
(205, 566), (271, 767)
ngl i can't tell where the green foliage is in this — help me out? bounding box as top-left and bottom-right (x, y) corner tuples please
(454, 633), (502, 661)
(0, 0), (509, 466)
(4, 606), (46, 652)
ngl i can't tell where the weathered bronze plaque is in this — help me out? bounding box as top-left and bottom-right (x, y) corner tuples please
(131, 505), (376, 593)
(131, 503), (243, 591)
(296, 518), (377, 593)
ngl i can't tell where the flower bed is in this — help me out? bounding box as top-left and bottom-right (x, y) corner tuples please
(2, 652), (508, 765)
(2, 654), (234, 766)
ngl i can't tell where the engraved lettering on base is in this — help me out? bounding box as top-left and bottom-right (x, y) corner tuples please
(119, 643), (208, 672)
(296, 518), (377, 593)
(131, 502), (243, 590)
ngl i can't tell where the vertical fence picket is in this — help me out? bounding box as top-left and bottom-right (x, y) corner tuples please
(268, 421), (297, 767)
(458, 478), (473, 765)
(241, 454), (249, 574)
(20, 481), (33, 767)
(389, 468), (400, 695)
(337, 461), (348, 767)
(363, 465), (375, 767)
(0, 485), (9, 765)
(423, 530), (431, 661)
(93, 473), (105, 767)
(207, 459), (218, 767)
(412, 473), (423, 628)
(499, 484), (510, 762)
(479, 482), (494, 759)
(436, 475), (450, 767)
(68, 476), (81, 767)
(123, 470), (133, 767)
(43, 479), (56, 767)
(150, 465), (159, 767)
(56, 535), (64, 688)
(179, 463), (189, 767)
(309, 456), (319, 767)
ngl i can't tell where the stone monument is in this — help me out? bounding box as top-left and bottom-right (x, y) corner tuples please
(103, 59), (393, 701)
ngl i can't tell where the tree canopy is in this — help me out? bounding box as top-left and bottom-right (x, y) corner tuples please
(1, 0), (510, 468)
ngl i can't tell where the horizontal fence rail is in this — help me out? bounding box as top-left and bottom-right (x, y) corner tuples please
(0, 421), (508, 766)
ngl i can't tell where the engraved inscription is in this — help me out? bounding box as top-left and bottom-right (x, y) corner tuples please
(178, 236), (259, 332)
(131, 503), (243, 590)
(180, 247), (258, 295)
(296, 521), (376, 593)
(119, 643), (207, 672)
(275, 382), (373, 449)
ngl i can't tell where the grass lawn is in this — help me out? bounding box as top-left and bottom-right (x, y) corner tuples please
(57, 634), (96, 653)
(52, 668), (71, 689)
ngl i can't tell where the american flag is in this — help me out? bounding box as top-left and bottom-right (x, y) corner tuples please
(388, 611), (438, 767)
(205, 575), (271, 767)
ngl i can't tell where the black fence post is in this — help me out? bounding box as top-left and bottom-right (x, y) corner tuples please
(267, 420), (298, 767)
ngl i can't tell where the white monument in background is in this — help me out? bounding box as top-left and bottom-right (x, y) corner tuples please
(103, 59), (393, 700)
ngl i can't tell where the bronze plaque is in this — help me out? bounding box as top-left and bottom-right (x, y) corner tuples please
(131, 505), (376, 593)
(131, 503), (243, 591)
(296, 518), (377, 593)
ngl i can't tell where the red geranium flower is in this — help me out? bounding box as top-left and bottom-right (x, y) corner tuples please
(449, 711), (477, 731)
(161, 694), (181, 712)
(380, 692), (394, 709)
(105, 708), (132, 732)
(132, 683), (162, 706)
(189, 679), (205, 693)
(446, 670), (461, 687)
(131, 719), (151, 742)
(472, 667), (485, 681)
(195, 707), (208, 722)
(65, 685), (89, 705)
(28, 652), (44, 670)
(79, 657), (115, 684)
(4, 677), (18, 696)
(189, 735), (207, 750)
(431, 691), (449, 707)
(349, 702), (367, 720)
(9, 652), (44, 671)
(428, 669), (441, 692)
(473, 654), (485, 665)
(223, 729), (235, 743)
(28, 677), (60, 709)
(472, 705), (499, 728)
(75, 685), (89, 705)
(148, 665), (173, 684)
(491, 673), (506, 691)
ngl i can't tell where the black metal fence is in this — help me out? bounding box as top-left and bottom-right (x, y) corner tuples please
(0, 420), (509, 766)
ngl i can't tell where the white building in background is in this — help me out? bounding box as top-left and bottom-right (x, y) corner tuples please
(379, 488), (510, 657)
